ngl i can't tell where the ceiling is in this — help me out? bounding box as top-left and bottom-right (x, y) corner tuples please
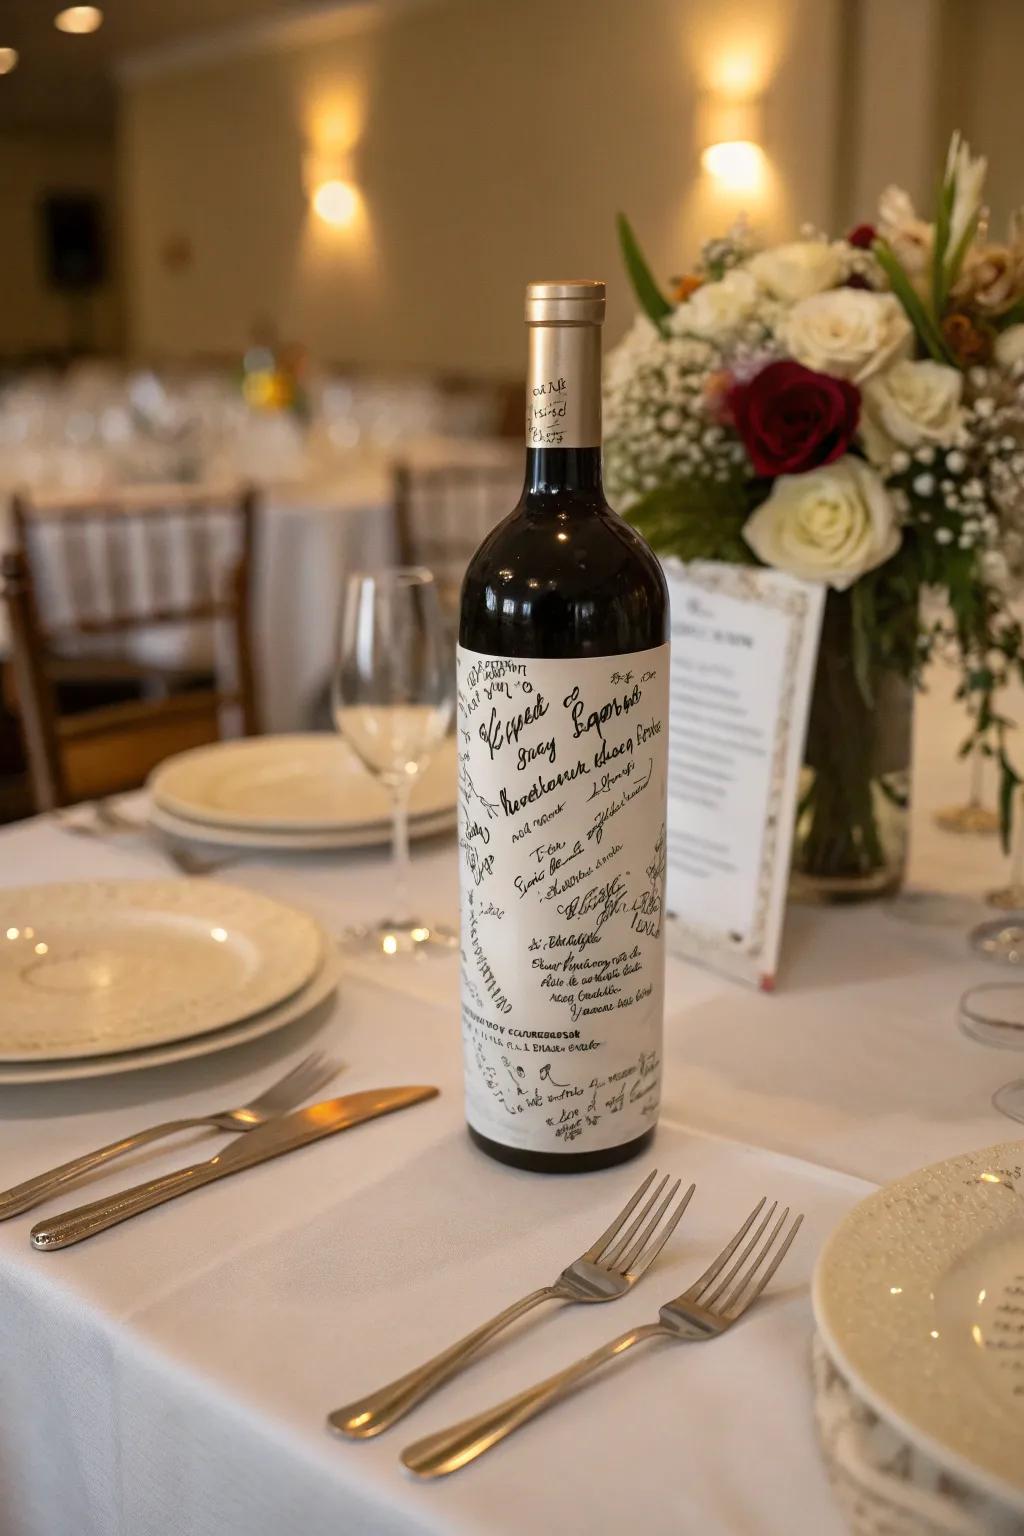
(0, 0), (316, 132)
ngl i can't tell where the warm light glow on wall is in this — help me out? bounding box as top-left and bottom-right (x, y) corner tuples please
(312, 178), (361, 228)
(697, 92), (766, 195)
(0, 47), (18, 74)
(54, 6), (104, 34)
(707, 51), (764, 98)
(701, 140), (766, 193)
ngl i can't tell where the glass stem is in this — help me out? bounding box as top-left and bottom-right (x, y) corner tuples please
(390, 778), (413, 923)
(1010, 791), (1024, 892)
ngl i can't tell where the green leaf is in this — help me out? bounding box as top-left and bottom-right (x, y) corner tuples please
(931, 171), (954, 314)
(625, 478), (761, 565)
(994, 298), (1024, 330)
(850, 580), (875, 706)
(944, 212), (982, 302)
(617, 214), (673, 332)
(874, 240), (955, 364)
(998, 749), (1021, 853)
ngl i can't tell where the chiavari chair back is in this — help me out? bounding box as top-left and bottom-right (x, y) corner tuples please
(391, 457), (523, 615)
(2, 482), (259, 811)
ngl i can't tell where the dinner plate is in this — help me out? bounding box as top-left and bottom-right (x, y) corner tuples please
(813, 1141), (1024, 1513)
(0, 880), (322, 1061)
(149, 733), (457, 832)
(147, 800), (457, 851)
(0, 940), (341, 1084)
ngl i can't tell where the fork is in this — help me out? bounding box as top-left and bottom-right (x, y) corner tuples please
(401, 1197), (804, 1478)
(328, 1169), (695, 1439)
(54, 799), (240, 877)
(0, 1051), (339, 1220)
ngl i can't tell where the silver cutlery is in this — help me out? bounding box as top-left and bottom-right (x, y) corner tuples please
(328, 1169), (695, 1440)
(54, 797), (241, 877)
(0, 1051), (339, 1220)
(401, 1196), (803, 1478)
(30, 1085), (439, 1249)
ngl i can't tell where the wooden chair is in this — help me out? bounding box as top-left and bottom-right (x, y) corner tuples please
(2, 483), (260, 811)
(391, 457), (523, 614)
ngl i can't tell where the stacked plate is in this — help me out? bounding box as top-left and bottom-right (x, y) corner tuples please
(813, 1142), (1024, 1532)
(147, 733), (458, 851)
(0, 879), (339, 1084)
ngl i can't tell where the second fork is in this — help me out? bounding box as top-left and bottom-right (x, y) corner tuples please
(327, 1169), (694, 1439)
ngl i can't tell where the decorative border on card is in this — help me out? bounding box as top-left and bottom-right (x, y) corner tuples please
(662, 558), (824, 990)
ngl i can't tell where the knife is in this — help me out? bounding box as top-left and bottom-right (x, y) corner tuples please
(30, 1085), (438, 1251)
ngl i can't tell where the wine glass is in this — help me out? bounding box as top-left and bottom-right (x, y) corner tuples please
(968, 787), (1024, 961)
(332, 567), (455, 954)
(958, 982), (1024, 1123)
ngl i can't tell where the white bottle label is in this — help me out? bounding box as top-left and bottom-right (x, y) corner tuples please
(457, 643), (669, 1154)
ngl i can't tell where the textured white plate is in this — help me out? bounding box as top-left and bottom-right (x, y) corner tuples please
(0, 880), (322, 1061)
(149, 733), (457, 832)
(147, 800), (457, 851)
(813, 1141), (1024, 1513)
(0, 942), (341, 1084)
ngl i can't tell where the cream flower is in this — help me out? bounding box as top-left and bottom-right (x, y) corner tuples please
(747, 241), (844, 303)
(672, 268), (760, 339)
(995, 323), (1024, 369)
(945, 132), (987, 261)
(743, 456), (901, 590)
(877, 186), (933, 281)
(861, 360), (965, 462)
(781, 289), (912, 383)
(953, 244), (1024, 314)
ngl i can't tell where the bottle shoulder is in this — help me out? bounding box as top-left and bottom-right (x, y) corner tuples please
(460, 501), (668, 659)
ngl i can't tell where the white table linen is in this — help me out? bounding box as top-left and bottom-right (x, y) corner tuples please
(1, 436), (520, 733)
(0, 666), (1018, 1536)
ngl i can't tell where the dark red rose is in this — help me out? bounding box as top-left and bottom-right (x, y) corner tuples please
(727, 361), (860, 477)
(847, 223), (877, 249)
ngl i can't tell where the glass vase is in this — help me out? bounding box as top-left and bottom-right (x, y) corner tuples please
(790, 590), (912, 904)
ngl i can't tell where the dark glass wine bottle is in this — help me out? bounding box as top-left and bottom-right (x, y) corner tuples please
(457, 280), (670, 1173)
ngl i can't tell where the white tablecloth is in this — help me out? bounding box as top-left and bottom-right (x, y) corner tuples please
(0, 665), (1018, 1536)
(1, 436), (519, 733)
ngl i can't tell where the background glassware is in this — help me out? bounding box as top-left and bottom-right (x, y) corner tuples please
(967, 788), (1024, 962)
(957, 981), (1024, 1122)
(332, 567), (455, 954)
(933, 743), (1000, 834)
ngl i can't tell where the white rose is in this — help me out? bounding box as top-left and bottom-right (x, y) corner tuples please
(672, 268), (760, 339)
(743, 456), (901, 590)
(861, 360), (965, 463)
(996, 323), (1024, 369)
(747, 241), (844, 303)
(781, 289), (912, 382)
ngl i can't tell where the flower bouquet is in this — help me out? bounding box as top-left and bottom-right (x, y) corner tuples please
(606, 134), (1024, 900)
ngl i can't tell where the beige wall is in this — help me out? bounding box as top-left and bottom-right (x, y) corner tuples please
(940, 0), (1024, 233)
(0, 133), (121, 358)
(120, 0), (843, 375)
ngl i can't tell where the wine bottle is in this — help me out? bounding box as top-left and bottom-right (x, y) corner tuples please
(457, 279), (669, 1173)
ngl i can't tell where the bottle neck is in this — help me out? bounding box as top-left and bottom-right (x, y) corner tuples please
(525, 446), (603, 496)
(524, 319), (602, 500)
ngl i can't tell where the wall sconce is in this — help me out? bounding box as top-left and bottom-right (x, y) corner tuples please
(304, 148), (361, 229)
(697, 95), (766, 193)
(312, 179), (360, 227)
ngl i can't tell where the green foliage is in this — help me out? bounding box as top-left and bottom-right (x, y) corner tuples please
(625, 478), (763, 566)
(617, 215), (672, 332)
(874, 239), (954, 363)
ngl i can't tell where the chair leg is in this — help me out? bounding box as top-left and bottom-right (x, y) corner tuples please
(1, 551), (65, 811)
